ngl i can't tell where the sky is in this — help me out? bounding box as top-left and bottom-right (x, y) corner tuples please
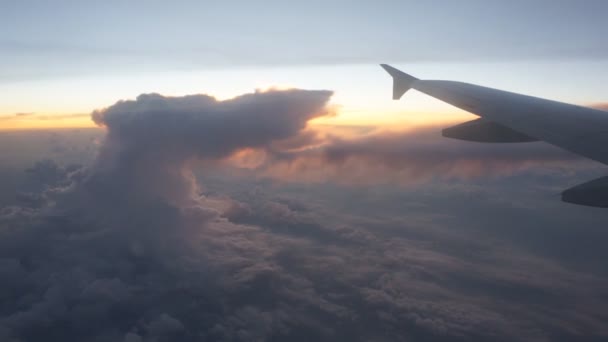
(1, 0), (608, 129)
(1, 1), (608, 341)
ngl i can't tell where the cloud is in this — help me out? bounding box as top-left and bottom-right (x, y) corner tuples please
(239, 127), (588, 186)
(0, 88), (341, 341)
(3, 0), (608, 84)
(0, 89), (331, 341)
(1, 90), (608, 342)
(85, 90), (332, 208)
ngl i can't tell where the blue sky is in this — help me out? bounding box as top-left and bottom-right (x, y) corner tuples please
(1, 0), (607, 127)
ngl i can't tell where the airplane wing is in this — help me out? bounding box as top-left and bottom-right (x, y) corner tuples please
(380, 64), (608, 207)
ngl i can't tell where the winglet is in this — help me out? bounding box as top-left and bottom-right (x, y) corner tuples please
(380, 64), (418, 100)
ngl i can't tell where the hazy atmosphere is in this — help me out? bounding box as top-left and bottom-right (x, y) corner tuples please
(1, 1), (608, 341)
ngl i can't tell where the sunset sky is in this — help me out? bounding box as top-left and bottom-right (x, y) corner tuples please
(2, 3), (608, 341)
(1, 0), (608, 130)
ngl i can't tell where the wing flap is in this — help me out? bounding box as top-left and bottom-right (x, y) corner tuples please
(442, 118), (538, 143)
(562, 176), (608, 208)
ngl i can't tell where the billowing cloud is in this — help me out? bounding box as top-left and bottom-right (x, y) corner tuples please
(87, 90), (331, 207)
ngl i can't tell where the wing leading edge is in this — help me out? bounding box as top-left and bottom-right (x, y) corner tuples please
(381, 64), (608, 207)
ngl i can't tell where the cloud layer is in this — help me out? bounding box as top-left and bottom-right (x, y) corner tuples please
(0, 90), (607, 342)
(230, 127), (587, 186)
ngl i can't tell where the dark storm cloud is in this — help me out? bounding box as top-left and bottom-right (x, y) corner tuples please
(86, 90), (332, 207)
(92, 90), (331, 160)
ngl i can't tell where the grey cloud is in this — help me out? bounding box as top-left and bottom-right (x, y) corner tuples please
(201, 171), (608, 337)
(215, 181), (608, 341)
(3, 0), (608, 84)
(85, 90), (331, 208)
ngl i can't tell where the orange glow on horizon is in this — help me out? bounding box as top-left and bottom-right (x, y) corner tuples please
(0, 114), (95, 131)
(0, 107), (474, 132)
(311, 108), (475, 128)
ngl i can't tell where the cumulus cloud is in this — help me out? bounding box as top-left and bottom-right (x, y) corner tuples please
(87, 90), (331, 207)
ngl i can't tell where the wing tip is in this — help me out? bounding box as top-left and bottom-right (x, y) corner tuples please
(379, 64), (418, 100)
